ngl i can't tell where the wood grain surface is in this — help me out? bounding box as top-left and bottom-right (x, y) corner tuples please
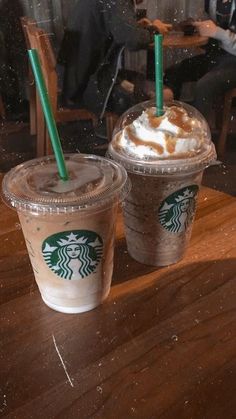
(163, 34), (208, 48)
(149, 34), (208, 49)
(0, 180), (236, 419)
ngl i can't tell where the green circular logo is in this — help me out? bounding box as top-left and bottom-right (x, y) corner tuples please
(42, 230), (103, 280)
(158, 185), (199, 233)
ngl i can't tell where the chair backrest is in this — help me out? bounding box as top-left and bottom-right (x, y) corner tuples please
(21, 17), (56, 71)
(23, 23), (58, 114)
(20, 16), (37, 49)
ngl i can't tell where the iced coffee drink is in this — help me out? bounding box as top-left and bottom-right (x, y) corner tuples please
(108, 100), (216, 266)
(2, 154), (128, 313)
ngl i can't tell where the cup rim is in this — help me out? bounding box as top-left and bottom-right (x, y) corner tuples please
(1, 153), (130, 214)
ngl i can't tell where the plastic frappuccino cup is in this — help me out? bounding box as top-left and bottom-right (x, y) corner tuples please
(108, 100), (216, 266)
(2, 154), (129, 313)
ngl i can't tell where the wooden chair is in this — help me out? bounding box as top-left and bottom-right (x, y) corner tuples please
(217, 88), (236, 157)
(21, 21), (47, 156)
(20, 17), (37, 135)
(21, 20), (98, 156)
(21, 18), (118, 156)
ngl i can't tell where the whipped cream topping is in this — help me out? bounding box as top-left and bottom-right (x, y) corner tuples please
(115, 105), (207, 159)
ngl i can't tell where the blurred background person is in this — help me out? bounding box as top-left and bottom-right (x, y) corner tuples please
(164, 0), (236, 120)
(58, 0), (173, 121)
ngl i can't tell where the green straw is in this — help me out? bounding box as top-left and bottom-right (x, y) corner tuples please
(28, 49), (69, 181)
(154, 34), (164, 117)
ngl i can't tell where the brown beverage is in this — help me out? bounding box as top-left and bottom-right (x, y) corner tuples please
(108, 100), (216, 266)
(2, 154), (129, 313)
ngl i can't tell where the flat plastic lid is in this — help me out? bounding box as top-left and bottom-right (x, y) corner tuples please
(2, 154), (129, 214)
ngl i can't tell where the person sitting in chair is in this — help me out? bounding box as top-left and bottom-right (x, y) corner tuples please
(164, 0), (236, 120)
(58, 0), (173, 120)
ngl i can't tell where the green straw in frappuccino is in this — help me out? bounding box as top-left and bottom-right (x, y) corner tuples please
(28, 49), (69, 181)
(154, 34), (164, 117)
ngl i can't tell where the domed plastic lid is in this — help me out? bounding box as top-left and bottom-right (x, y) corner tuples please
(108, 100), (217, 176)
(2, 154), (129, 214)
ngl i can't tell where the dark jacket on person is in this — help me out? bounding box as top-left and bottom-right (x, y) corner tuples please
(58, 0), (155, 117)
(205, 0), (236, 28)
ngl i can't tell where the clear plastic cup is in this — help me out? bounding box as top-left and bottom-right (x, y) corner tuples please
(2, 154), (129, 313)
(108, 100), (216, 266)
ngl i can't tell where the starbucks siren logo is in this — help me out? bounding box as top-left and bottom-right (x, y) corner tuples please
(42, 230), (103, 280)
(158, 185), (199, 233)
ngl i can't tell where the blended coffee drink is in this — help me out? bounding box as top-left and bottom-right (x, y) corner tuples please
(2, 154), (128, 313)
(108, 100), (216, 266)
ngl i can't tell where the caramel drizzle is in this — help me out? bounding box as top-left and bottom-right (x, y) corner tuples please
(168, 106), (192, 133)
(125, 126), (164, 155)
(147, 109), (163, 129)
(147, 106), (193, 134)
(165, 136), (176, 154)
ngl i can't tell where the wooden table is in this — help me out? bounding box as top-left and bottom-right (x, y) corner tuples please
(163, 33), (208, 49)
(149, 33), (208, 49)
(147, 33), (208, 80)
(1, 184), (236, 418)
